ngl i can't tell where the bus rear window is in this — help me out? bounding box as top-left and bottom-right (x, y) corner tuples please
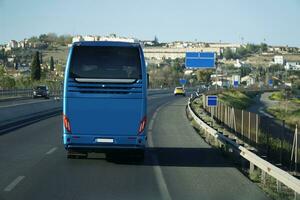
(69, 46), (141, 80)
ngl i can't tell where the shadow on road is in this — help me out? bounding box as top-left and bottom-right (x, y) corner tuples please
(106, 147), (234, 168)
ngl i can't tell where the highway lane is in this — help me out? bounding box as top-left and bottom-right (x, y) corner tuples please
(0, 98), (54, 108)
(0, 93), (269, 200)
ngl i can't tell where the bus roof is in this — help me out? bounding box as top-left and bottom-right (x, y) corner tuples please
(72, 41), (141, 48)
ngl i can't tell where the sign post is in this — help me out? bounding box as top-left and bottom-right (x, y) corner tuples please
(206, 95), (218, 126)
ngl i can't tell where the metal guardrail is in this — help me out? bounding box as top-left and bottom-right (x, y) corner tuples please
(0, 88), (171, 100)
(0, 89), (62, 98)
(187, 95), (300, 195)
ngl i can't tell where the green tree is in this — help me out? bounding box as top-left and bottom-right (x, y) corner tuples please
(236, 46), (248, 58)
(31, 51), (41, 81)
(0, 76), (16, 89)
(223, 48), (234, 60)
(269, 64), (284, 73)
(260, 43), (268, 52)
(241, 66), (252, 77)
(195, 69), (213, 84)
(50, 56), (55, 71)
(154, 36), (159, 44)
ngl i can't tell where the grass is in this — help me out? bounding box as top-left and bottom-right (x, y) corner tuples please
(218, 90), (254, 109)
(269, 92), (285, 101)
(266, 91), (300, 127)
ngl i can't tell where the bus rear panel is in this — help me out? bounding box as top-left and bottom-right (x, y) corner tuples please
(63, 42), (147, 157)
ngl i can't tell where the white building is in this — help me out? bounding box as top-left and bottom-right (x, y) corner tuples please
(285, 62), (300, 71)
(274, 55), (284, 65)
(234, 59), (245, 68)
(83, 35), (97, 41)
(72, 35), (84, 43)
(7, 40), (18, 49)
(241, 75), (255, 86)
(232, 75), (240, 86)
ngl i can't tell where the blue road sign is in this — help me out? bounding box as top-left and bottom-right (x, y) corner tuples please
(234, 80), (239, 88)
(269, 79), (273, 86)
(179, 78), (187, 85)
(207, 95), (218, 107)
(185, 52), (215, 69)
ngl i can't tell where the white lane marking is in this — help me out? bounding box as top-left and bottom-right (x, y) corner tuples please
(258, 108), (274, 118)
(4, 176), (25, 192)
(46, 147), (58, 155)
(0, 99), (53, 108)
(151, 155), (172, 200)
(148, 119), (154, 131)
(148, 105), (172, 200)
(152, 111), (158, 119)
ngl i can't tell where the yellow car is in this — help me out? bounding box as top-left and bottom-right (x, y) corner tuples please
(174, 87), (185, 96)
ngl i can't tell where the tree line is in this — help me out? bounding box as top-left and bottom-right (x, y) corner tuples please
(223, 43), (268, 60)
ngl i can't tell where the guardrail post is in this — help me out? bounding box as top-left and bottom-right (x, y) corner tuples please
(276, 179), (282, 193)
(241, 110), (244, 138)
(256, 114), (258, 144)
(296, 125), (298, 173)
(294, 191), (298, 200)
(280, 120), (285, 165)
(233, 107), (236, 132)
(224, 105), (227, 125)
(249, 162), (255, 174)
(248, 112), (251, 141)
(261, 170), (266, 186)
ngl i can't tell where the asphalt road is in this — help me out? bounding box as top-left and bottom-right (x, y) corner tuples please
(0, 98), (53, 108)
(0, 93), (269, 200)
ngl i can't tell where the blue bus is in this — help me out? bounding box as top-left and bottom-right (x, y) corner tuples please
(63, 41), (147, 160)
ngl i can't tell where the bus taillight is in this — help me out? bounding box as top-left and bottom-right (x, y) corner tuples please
(138, 116), (147, 134)
(63, 114), (71, 133)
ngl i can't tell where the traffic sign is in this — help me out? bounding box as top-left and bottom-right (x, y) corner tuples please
(206, 95), (218, 107)
(179, 78), (187, 85)
(233, 80), (239, 88)
(269, 79), (273, 86)
(185, 52), (215, 69)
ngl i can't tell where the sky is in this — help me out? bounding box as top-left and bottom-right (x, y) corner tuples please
(0, 0), (300, 46)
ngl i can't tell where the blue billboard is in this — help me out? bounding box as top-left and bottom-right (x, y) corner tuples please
(185, 52), (216, 69)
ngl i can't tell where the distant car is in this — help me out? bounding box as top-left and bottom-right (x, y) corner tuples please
(33, 85), (50, 99)
(174, 87), (185, 96)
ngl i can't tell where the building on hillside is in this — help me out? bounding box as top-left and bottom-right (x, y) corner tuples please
(231, 75), (240, 86)
(241, 75), (255, 86)
(211, 74), (231, 87)
(17, 39), (28, 48)
(72, 35), (84, 43)
(268, 46), (288, 53)
(234, 59), (245, 68)
(83, 35), (97, 41)
(285, 62), (300, 71)
(7, 40), (18, 49)
(273, 55), (285, 65)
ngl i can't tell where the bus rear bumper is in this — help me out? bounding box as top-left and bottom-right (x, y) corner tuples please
(63, 134), (146, 152)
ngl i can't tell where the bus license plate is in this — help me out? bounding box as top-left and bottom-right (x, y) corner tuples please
(96, 138), (114, 143)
